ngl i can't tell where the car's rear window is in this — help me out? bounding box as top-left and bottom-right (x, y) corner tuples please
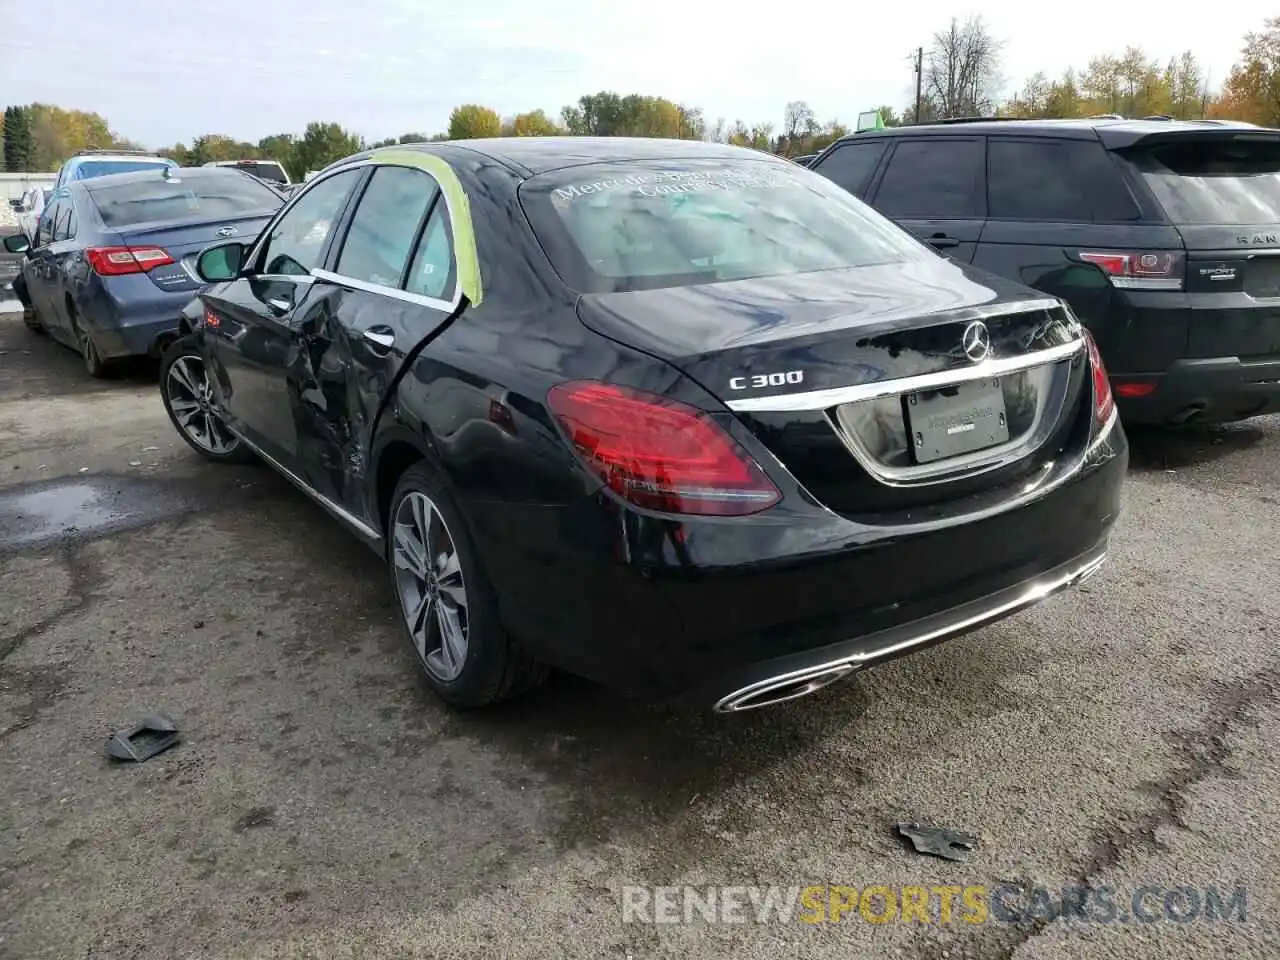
(1132, 138), (1280, 224)
(228, 162), (289, 184)
(519, 157), (929, 293)
(74, 160), (173, 181)
(89, 173), (282, 227)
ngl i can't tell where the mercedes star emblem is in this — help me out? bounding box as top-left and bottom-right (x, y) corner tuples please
(216, 226), (238, 238)
(961, 320), (991, 363)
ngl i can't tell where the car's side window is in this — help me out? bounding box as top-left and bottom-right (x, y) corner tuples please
(987, 138), (1142, 222)
(404, 201), (456, 302)
(258, 169), (362, 276)
(810, 140), (888, 199)
(873, 138), (985, 219)
(37, 201), (60, 246)
(52, 204), (71, 242)
(64, 205), (77, 241)
(335, 166), (437, 288)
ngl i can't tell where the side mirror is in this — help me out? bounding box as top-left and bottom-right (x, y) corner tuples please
(3, 234), (31, 254)
(196, 241), (247, 282)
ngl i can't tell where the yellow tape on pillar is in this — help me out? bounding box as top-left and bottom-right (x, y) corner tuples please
(371, 148), (484, 308)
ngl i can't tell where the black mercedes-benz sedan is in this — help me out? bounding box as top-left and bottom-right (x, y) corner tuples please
(159, 137), (1127, 713)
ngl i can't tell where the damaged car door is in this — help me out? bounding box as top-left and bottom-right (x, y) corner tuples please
(201, 168), (365, 468)
(296, 162), (458, 515)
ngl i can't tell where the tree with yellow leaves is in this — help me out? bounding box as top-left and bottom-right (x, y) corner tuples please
(1212, 17), (1280, 125)
(447, 105), (502, 140)
(502, 110), (562, 137)
(1002, 49), (1207, 120)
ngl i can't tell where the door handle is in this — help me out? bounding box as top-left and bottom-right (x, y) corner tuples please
(927, 235), (961, 249)
(266, 296), (292, 312)
(363, 327), (396, 352)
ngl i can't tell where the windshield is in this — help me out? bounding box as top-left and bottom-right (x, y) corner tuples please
(519, 157), (929, 293)
(1133, 138), (1280, 224)
(89, 173), (282, 227)
(73, 159), (173, 181)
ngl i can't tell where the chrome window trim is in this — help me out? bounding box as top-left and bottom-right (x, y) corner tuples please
(311, 268), (455, 313)
(725, 337), (1085, 413)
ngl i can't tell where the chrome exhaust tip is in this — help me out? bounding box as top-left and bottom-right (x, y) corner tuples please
(714, 663), (857, 714)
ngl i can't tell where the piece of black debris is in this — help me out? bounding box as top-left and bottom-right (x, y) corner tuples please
(897, 822), (978, 862)
(104, 714), (180, 762)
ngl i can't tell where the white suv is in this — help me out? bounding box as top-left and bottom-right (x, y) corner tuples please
(202, 159), (292, 187)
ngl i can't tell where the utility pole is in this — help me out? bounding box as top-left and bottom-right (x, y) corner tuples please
(914, 47), (924, 124)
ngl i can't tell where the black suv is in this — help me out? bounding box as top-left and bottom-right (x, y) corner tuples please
(810, 118), (1280, 426)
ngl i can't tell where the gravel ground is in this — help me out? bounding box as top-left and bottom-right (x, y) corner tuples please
(1, 312), (1277, 960)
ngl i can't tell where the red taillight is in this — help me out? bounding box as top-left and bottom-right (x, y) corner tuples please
(1084, 330), (1115, 425)
(1079, 250), (1185, 290)
(547, 381), (781, 517)
(85, 246), (175, 276)
(1115, 381), (1157, 398)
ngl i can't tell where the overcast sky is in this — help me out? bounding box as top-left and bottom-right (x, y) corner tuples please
(0, 1), (1270, 148)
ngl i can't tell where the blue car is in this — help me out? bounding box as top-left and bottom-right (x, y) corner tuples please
(53, 150), (176, 189)
(3, 166), (285, 376)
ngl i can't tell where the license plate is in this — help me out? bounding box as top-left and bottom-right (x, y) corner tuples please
(906, 378), (1009, 464)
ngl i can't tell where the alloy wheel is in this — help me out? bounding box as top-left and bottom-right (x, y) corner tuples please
(392, 491), (469, 682)
(165, 354), (239, 455)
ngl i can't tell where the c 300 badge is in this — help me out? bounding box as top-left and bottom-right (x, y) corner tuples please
(729, 370), (805, 391)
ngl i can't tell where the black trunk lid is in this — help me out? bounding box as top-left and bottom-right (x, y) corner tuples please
(577, 258), (1091, 516)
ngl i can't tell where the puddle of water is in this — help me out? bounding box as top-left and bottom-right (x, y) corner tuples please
(0, 478), (160, 548)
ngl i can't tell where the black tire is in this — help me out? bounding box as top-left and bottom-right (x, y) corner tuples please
(67, 302), (109, 378)
(159, 335), (255, 464)
(12, 274), (40, 333)
(387, 461), (547, 708)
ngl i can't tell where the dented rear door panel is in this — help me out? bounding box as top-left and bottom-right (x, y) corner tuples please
(290, 282), (458, 524)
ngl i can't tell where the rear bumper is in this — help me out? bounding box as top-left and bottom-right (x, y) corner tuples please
(1115, 355), (1280, 425)
(93, 315), (183, 359)
(79, 274), (190, 360)
(467, 421), (1128, 706)
(698, 544), (1107, 712)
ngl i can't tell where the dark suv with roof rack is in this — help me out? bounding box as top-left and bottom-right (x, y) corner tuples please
(809, 117), (1280, 426)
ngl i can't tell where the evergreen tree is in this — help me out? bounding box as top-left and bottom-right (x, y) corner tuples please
(3, 106), (35, 172)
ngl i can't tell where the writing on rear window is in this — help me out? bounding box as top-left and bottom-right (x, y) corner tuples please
(554, 168), (799, 203)
(521, 157), (930, 294)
